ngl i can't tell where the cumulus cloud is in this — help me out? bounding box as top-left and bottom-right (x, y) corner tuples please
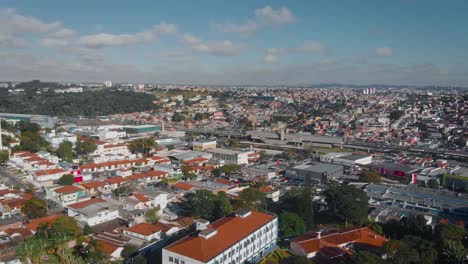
(214, 6), (295, 34)
(79, 21), (178, 48)
(48, 28), (76, 38)
(182, 34), (242, 56)
(0, 8), (64, 48)
(39, 38), (70, 48)
(375, 47), (393, 57)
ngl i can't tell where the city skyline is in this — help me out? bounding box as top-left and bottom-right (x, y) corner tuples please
(1, 0), (467, 86)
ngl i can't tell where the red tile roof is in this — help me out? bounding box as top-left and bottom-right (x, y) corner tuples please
(34, 168), (67, 176)
(133, 193), (150, 203)
(96, 240), (120, 255)
(214, 179), (232, 186)
(291, 227), (389, 258)
(258, 186), (275, 193)
(183, 157), (209, 165)
(68, 198), (105, 209)
(126, 222), (164, 236)
(54, 185), (82, 194)
(105, 176), (128, 184)
(165, 211), (276, 262)
(81, 181), (106, 189)
(0, 189), (20, 196)
(5, 227), (33, 238)
(26, 214), (62, 231)
(173, 182), (194, 191)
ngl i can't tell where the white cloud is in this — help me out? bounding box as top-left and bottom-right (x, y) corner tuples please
(153, 22), (178, 35)
(255, 6), (295, 25)
(78, 22), (178, 48)
(182, 34), (242, 56)
(48, 28), (76, 38)
(375, 47), (393, 57)
(39, 38), (70, 48)
(0, 8), (63, 48)
(263, 48), (281, 64)
(214, 6), (295, 34)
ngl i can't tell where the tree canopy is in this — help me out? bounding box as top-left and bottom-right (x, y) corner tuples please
(187, 190), (234, 221)
(324, 184), (369, 225)
(279, 212), (306, 237)
(56, 141), (74, 162)
(57, 174), (75, 185)
(75, 138), (97, 155)
(360, 170), (381, 183)
(21, 197), (47, 219)
(129, 138), (156, 157)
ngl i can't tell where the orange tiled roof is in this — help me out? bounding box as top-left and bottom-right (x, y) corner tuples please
(133, 193), (150, 203)
(258, 186), (275, 193)
(183, 157), (209, 165)
(26, 214), (62, 231)
(165, 211), (276, 262)
(291, 227), (389, 256)
(0, 189), (20, 196)
(95, 240), (120, 255)
(35, 168), (67, 176)
(81, 181), (106, 189)
(5, 227), (33, 238)
(214, 179), (232, 186)
(173, 182), (194, 191)
(126, 222), (163, 236)
(105, 176), (128, 184)
(54, 185), (82, 194)
(68, 198), (105, 209)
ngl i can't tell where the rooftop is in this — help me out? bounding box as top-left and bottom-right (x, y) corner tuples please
(165, 210), (276, 262)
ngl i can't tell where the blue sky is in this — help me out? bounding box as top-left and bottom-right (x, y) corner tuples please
(0, 0), (467, 86)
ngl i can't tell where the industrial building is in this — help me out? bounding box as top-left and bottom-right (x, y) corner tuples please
(286, 162), (343, 184)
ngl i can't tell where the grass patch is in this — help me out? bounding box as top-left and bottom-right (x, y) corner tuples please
(259, 249), (293, 264)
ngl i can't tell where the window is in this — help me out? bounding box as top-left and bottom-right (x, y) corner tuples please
(174, 259), (179, 264)
(169, 257), (173, 262)
(181, 261), (185, 264)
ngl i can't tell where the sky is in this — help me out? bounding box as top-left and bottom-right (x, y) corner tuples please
(0, 0), (467, 86)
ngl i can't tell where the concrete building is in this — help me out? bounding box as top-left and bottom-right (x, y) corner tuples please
(44, 130), (77, 148)
(0, 113), (56, 128)
(333, 154), (373, 166)
(192, 140), (217, 151)
(162, 210), (278, 264)
(45, 185), (86, 207)
(287, 162), (343, 184)
(206, 148), (250, 165)
(67, 198), (120, 226)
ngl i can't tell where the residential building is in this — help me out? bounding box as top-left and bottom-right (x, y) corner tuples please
(290, 227), (388, 262)
(123, 222), (165, 242)
(67, 199), (120, 226)
(162, 210), (278, 264)
(46, 185), (86, 206)
(206, 148), (250, 165)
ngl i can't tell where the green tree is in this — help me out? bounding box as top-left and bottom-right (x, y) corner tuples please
(238, 188), (266, 210)
(0, 151), (9, 164)
(440, 241), (465, 264)
(279, 212), (306, 237)
(219, 164), (240, 175)
(145, 207), (160, 223)
(51, 216), (81, 237)
(347, 251), (382, 264)
(369, 222), (383, 235)
(324, 184), (369, 226)
(279, 255), (311, 264)
(434, 223), (465, 247)
(214, 191), (233, 219)
(21, 197), (47, 219)
(83, 224), (94, 235)
(299, 178), (315, 229)
(121, 245), (138, 259)
(181, 166), (198, 180)
(390, 110), (404, 122)
(56, 141), (74, 162)
(57, 174), (75, 185)
(360, 170), (381, 183)
(75, 139), (97, 155)
(427, 179), (439, 189)
(129, 138), (156, 157)
(187, 190), (217, 220)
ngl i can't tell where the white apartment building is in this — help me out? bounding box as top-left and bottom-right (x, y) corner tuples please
(205, 148), (250, 165)
(45, 185), (85, 206)
(162, 210), (278, 264)
(44, 130), (77, 148)
(67, 199), (120, 226)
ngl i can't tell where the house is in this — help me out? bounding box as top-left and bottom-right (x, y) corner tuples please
(33, 168), (68, 187)
(290, 227), (388, 262)
(67, 199), (119, 226)
(46, 185), (86, 206)
(162, 210), (278, 264)
(258, 186), (280, 202)
(123, 222), (165, 242)
(95, 240), (124, 261)
(205, 148), (250, 165)
(80, 181), (111, 196)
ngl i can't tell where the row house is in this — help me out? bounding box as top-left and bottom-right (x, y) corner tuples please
(33, 168), (68, 187)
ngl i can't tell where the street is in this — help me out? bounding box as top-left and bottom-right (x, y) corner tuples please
(0, 166), (29, 190)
